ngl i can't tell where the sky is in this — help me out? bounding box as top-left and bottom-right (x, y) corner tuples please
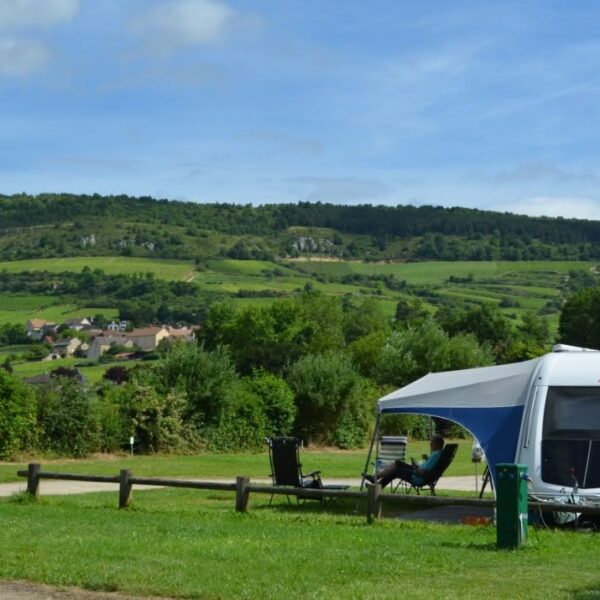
(2, 0), (600, 219)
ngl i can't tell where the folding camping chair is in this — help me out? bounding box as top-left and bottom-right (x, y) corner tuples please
(266, 437), (349, 504)
(408, 443), (458, 496)
(373, 436), (409, 493)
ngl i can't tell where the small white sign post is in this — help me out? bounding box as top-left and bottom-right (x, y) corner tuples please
(129, 436), (134, 457)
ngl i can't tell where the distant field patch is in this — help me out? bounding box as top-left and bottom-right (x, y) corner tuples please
(0, 299), (118, 326)
(10, 357), (152, 384)
(0, 257), (195, 280)
(207, 259), (287, 275)
(287, 259), (594, 285)
(0, 294), (56, 311)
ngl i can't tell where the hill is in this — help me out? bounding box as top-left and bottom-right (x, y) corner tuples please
(2, 193), (600, 262)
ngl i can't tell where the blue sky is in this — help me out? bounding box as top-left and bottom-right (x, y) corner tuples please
(2, 0), (600, 218)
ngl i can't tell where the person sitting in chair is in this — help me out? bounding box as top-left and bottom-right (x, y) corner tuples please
(365, 435), (445, 489)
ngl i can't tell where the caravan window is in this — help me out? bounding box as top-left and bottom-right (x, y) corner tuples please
(542, 386), (600, 488)
(543, 387), (600, 440)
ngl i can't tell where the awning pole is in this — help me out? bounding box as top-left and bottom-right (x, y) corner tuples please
(360, 412), (381, 492)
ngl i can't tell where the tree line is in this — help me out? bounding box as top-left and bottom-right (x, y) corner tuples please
(2, 193), (600, 261)
(0, 292), (559, 460)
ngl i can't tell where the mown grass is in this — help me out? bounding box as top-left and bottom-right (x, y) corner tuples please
(0, 440), (476, 484)
(0, 487), (598, 599)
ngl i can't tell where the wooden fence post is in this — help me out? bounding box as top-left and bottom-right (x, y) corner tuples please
(27, 463), (41, 498)
(366, 483), (381, 524)
(119, 469), (132, 508)
(235, 476), (250, 512)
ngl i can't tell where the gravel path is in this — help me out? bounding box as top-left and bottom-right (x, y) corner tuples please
(0, 475), (481, 497)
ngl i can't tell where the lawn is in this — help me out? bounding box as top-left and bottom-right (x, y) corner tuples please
(0, 440), (476, 484)
(0, 488), (597, 599)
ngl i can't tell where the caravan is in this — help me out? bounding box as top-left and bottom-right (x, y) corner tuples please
(372, 345), (600, 498)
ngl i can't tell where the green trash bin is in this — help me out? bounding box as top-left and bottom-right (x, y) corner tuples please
(495, 463), (528, 549)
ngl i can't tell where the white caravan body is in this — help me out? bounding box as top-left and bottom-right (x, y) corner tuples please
(376, 347), (600, 495)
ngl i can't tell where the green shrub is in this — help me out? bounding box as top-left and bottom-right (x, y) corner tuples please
(0, 369), (37, 459)
(288, 351), (376, 447)
(203, 384), (267, 452)
(37, 378), (98, 457)
(96, 393), (127, 453)
(109, 378), (186, 453)
(246, 370), (296, 436)
(380, 414), (432, 440)
(155, 342), (238, 427)
(330, 378), (377, 449)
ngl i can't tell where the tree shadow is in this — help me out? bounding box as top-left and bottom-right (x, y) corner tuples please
(569, 583), (600, 599)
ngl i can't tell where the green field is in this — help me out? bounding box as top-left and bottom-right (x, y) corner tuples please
(0, 488), (597, 599)
(0, 440), (474, 484)
(287, 259), (593, 284)
(0, 257), (195, 280)
(8, 357), (150, 384)
(0, 291), (119, 326)
(0, 257), (593, 335)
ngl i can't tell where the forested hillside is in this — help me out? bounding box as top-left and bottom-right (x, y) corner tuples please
(2, 193), (600, 261)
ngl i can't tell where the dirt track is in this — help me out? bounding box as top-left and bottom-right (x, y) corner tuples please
(0, 582), (174, 600)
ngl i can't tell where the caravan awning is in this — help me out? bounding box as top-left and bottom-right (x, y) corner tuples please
(377, 358), (542, 476)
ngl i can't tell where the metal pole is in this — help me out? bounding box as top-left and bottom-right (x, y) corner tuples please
(360, 412), (381, 492)
(355, 413), (380, 515)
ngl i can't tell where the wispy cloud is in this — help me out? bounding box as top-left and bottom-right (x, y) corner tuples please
(0, 0), (79, 30)
(477, 162), (600, 185)
(0, 0), (80, 78)
(0, 37), (49, 76)
(503, 196), (600, 220)
(233, 130), (322, 158)
(129, 0), (240, 54)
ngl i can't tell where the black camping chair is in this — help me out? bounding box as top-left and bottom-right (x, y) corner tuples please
(266, 437), (349, 504)
(408, 443), (459, 496)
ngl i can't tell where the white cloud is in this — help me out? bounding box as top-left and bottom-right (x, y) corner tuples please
(0, 37), (49, 76)
(478, 162), (600, 185)
(0, 0), (79, 30)
(503, 196), (600, 220)
(0, 0), (79, 78)
(131, 0), (237, 53)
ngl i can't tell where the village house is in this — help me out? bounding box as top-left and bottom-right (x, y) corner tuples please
(87, 334), (133, 361)
(125, 326), (170, 351)
(107, 320), (128, 332)
(25, 319), (57, 341)
(165, 325), (196, 342)
(52, 337), (83, 358)
(64, 317), (92, 331)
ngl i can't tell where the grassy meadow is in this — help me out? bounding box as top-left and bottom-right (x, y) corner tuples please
(0, 487), (597, 599)
(0, 297), (118, 326)
(0, 439), (475, 483)
(0, 256), (195, 280)
(0, 257), (591, 330)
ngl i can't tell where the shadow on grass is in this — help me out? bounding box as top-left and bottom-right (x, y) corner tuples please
(439, 540), (498, 552)
(253, 496), (358, 517)
(570, 583), (600, 599)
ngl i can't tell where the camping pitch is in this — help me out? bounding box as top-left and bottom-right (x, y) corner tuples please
(371, 345), (600, 498)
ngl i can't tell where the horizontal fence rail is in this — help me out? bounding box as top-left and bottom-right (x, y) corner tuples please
(15, 464), (600, 523)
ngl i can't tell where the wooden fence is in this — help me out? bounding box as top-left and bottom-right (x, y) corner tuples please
(16, 464), (600, 524)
